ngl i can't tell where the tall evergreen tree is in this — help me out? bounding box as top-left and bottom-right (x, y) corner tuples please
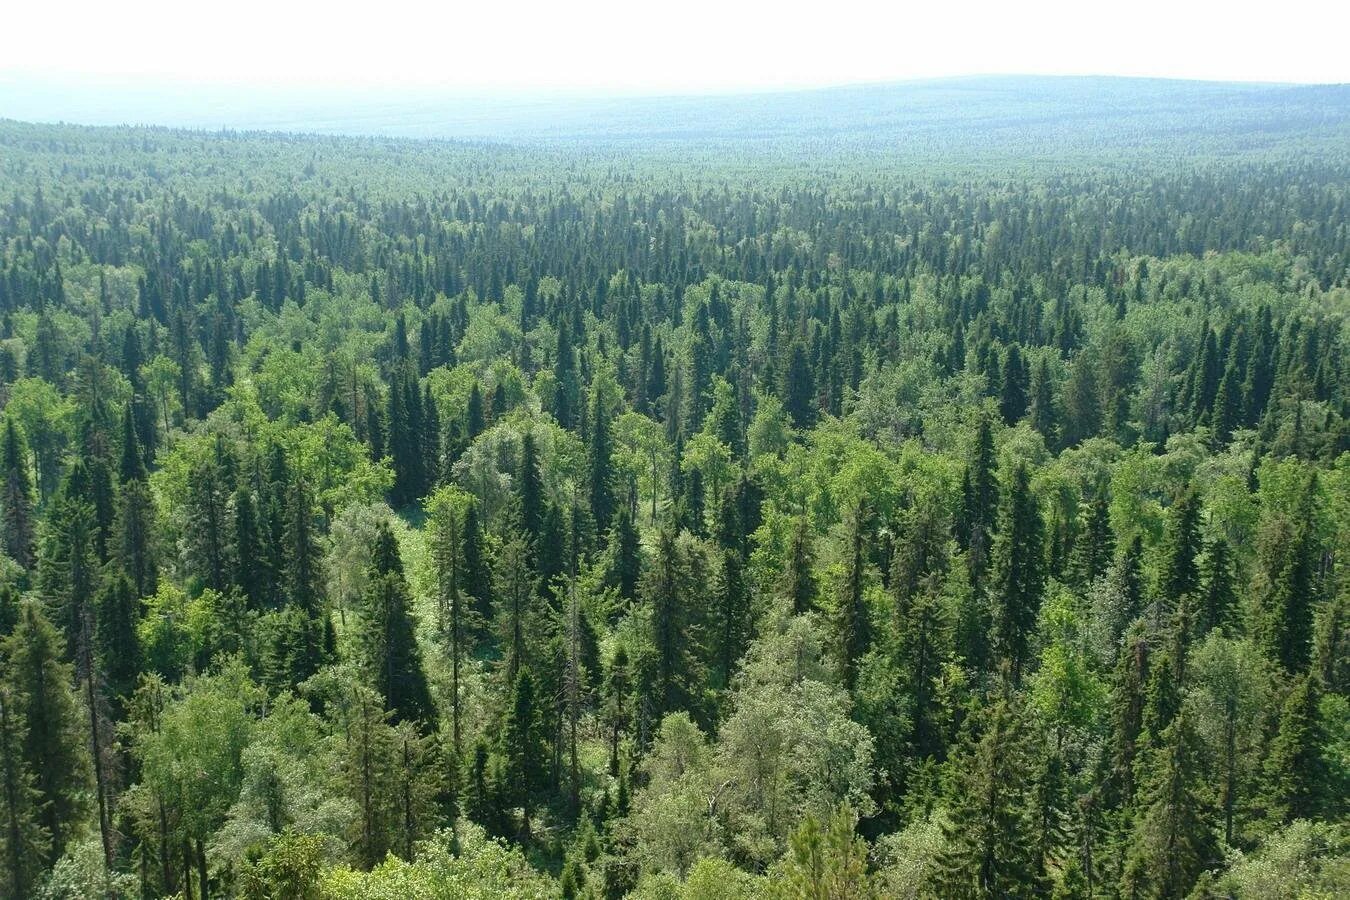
(1261, 674), (1327, 824)
(935, 698), (1043, 898)
(1120, 712), (1218, 899)
(783, 515), (817, 614)
(361, 522), (436, 728)
(643, 528), (701, 721)
(0, 682), (46, 900)
(1159, 487), (1202, 609)
(991, 464), (1045, 683)
(1, 601), (88, 865)
(835, 503), (871, 690)
(0, 419), (35, 570)
(588, 387), (616, 540)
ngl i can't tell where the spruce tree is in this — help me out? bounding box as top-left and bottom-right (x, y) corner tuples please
(115, 475), (158, 599)
(644, 527), (701, 720)
(1258, 476), (1321, 673)
(935, 698), (1043, 898)
(362, 522), (436, 728)
(95, 572), (142, 708)
(961, 413), (999, 586)
(518, 431), (546, 548)
(588, 386), (615, 541)
(610, 500), (641, 603)
(1120, 712), (1218, 899)
(2, 601), (88, 865)
(233, 484), (266, 609)
(783, 342), (816, 430)
(1196, 538), (1236, 637)
(501, 667), (546, 840)
(783, 515), (817, 614)
(835, 503), (871, 690)
(462, 500), (493, 629)
(1261, 674), (1327, 824)
(0, 682), (46, 900)
(991, 464), (1045, 683)
(1159, 487), (1202, 609)
(0, 419), (35, 570)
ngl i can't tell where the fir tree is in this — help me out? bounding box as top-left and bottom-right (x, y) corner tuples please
(114, 476), (158, 599)
(1196, 538), (1236, 637)
(783, 515), (817, 614)
(961, 413), (999, 586)
(1159, 487), (1202, 609)
(95, 572), (142, 707)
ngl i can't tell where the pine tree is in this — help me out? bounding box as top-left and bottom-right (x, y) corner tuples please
(716, 550), (749, 683)
(0, 419), (35, 570)
(1120, 712), (1218, 899)
(991, 464), (1045, 683)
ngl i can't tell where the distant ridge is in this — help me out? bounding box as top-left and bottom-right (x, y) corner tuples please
(2, 74), (1347, 155)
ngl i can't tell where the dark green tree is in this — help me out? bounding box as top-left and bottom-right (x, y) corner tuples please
(1120, 712), (1218, 899)
(362, 522), (436, 728)
(991, 464), (1045, 683)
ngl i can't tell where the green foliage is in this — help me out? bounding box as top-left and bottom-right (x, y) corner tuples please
(0, 100), (1347, 897)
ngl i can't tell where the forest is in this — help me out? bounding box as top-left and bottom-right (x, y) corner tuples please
(0, 96), (1347, 898)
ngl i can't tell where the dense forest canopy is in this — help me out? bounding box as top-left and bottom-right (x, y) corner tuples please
(0, 76), (1347, 898)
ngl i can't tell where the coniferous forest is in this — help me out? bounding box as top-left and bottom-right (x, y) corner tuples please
(0, 79), (1348, 898)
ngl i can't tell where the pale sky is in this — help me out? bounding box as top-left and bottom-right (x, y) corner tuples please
(5, 0), (1348, 93)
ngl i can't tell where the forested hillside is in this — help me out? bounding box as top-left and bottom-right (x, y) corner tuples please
(0, 100), (1346, 898)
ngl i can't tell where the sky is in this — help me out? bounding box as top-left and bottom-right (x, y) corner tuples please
(4, 0), (1349, 94)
